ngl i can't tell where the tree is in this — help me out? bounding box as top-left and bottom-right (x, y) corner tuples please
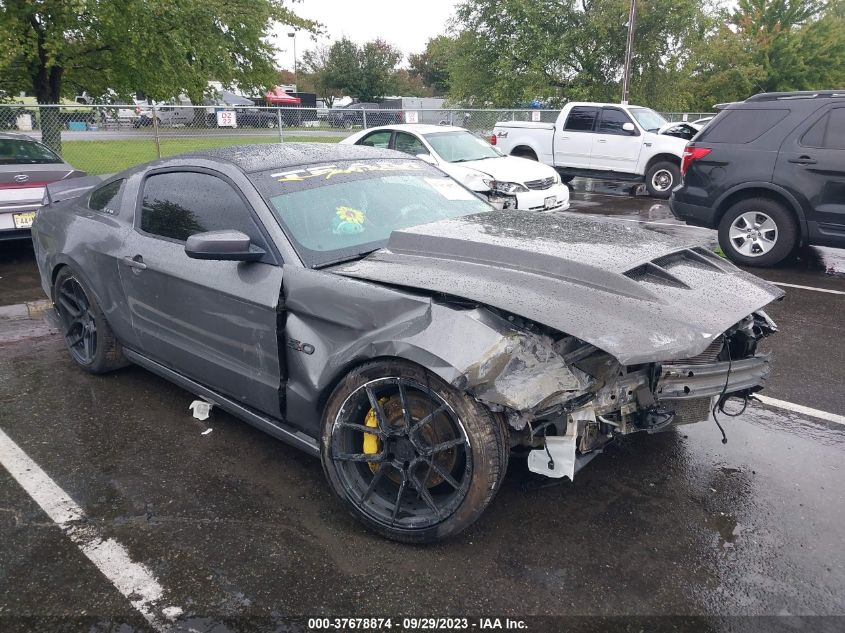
(689, 0), (845, 108)
(448, 0), (713, 109)
(358, 39), (403, 102)
(300, 45), (343, 106)
(305, 37), (402, 103)
(409, 36), (455, 95)
(0, 0), (316, 152)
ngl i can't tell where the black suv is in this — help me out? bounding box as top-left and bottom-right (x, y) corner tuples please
(671, 91), (845, 266)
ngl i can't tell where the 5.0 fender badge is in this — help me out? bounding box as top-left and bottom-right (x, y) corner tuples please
(287, 338), (315, 355)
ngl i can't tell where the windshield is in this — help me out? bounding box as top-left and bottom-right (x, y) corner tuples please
(253, 159), (490, 267)
(0, 139), (62, 165)
(628, 107), (668, 133)
(423, 131), (500, 163)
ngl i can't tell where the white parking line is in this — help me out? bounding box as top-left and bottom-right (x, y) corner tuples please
(0, 427), (177, 632)
(770, 282), (845, 296)
(754, 395), (845, 427)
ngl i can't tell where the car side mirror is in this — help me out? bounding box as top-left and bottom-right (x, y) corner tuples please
(185, 230), (265, 262)
(416, 153), (437, 165)
(622, 122), (636, 134)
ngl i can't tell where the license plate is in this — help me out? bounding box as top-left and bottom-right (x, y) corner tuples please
(544, 196), (557, 209)
(13, 211), (36, 229)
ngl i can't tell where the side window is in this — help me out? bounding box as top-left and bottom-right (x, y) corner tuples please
(88, 179), (124, 215)
(140, 172), (265, 246)
(394, 132), (429, 156)
(359, 131), (392, 148)
(824, 108), (845, 150)
(564, 107), (598, 132)
(597, 108), (636, 135)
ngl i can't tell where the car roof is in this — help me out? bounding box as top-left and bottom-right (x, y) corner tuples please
(745, 90), (845, 103)
(565, 102), (649, 109)
(178, 142), (409, 173)
(0, 132), (40, 143)
(359, 124), (468, 135)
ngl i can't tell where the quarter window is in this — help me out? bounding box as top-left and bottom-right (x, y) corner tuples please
(393, 132), (429, 156)
(563, 107), (598, 132)
(88, 179), (124, 215)
(597, 108), (636, 135)
(698, 108), (789, 144)
(140, 171), (265, 246)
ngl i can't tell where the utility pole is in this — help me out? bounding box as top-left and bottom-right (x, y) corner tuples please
(288, 31), (297, 87)
(621, 0), (637, 105)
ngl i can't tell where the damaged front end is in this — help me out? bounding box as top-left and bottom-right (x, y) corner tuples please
(455, 310), (778, 481)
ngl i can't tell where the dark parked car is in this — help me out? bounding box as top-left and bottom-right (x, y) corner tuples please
(326, 102), (403, 129)
(32, 143), (781, 542)
(671, 91), (845, 266)
(0, 133), (86, 240)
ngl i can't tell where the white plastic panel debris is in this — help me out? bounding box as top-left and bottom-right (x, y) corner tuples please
(189, 400), (213, 421)
(528, 407), (596, 480)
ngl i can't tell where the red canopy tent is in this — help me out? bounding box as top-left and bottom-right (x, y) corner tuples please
(265, 87), (302, 105)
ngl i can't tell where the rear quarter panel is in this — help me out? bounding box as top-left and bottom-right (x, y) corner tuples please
(33, 179), (139, 349)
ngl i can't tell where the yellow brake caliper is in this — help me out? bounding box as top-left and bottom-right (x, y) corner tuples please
(363, 398), (388, 473)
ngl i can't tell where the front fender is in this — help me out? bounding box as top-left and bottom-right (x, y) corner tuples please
(281, 267), (586, 436)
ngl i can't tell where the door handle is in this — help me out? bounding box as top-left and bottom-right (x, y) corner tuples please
(559, 136), (570, 141)
(122, 255), (147, 270)
(788, 156), (817, 165)
(596, 139), (607, 143)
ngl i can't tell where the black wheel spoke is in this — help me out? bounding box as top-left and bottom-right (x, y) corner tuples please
(409, 473), (440, 518)
(67, 331), (84, 347)
(338, 421), (385, 438)
(361, 466), (386, 503)
(398, 381), (411, 428)
(428, 460), (461, 490)
(426, 437), (465, 455)
(390, 478), (407, 524)
(58, 295), (81, 318)
(416, 405), (447, 430)
(365, 385), (391, 434)
(83, 331), (94, 359)
(334, 451), (383, 463)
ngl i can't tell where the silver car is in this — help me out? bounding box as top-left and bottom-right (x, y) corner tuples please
(0, 133), (86, 240)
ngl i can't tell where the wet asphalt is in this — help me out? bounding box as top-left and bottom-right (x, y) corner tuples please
(0, 180), (843, 632)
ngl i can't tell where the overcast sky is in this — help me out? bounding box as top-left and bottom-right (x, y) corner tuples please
(270, 0), (460, 69)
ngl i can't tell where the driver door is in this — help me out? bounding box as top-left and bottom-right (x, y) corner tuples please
(118, 169), (284, 418)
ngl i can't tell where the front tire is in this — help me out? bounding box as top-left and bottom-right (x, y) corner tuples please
(321, 360), (508, 543)
(645, 161), (680, 199)
(53, 267), (127, 374)
(718, 197), (797, 266)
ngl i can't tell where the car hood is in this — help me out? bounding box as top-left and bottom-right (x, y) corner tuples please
(438, 156), (557, 185)
(333, 211), (784, 364)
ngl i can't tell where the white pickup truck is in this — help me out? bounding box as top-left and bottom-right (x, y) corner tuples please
(492, 102), (696, 198)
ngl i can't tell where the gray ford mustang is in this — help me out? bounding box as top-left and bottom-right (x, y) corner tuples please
(32, 143), (783, 542)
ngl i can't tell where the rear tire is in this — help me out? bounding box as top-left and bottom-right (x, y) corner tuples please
(718, 197), (798, 267)
(53, 267), (127, 374)
(511, 149), (538, 161)
(645, 161), (680, 199)
(321, 359), (508, 543)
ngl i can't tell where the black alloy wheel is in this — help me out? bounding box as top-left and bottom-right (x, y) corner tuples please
(55, 274), (98, 365)
(321, 360), (508, 543)
(52, 267), (127, 374)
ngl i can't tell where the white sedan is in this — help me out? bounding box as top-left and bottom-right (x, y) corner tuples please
(341, 124), (570, 212)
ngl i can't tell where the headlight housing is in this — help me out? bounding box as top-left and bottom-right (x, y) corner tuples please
(482, 179), (528, 195)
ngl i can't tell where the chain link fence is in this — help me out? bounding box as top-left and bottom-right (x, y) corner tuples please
(0, 104), (713, 175)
